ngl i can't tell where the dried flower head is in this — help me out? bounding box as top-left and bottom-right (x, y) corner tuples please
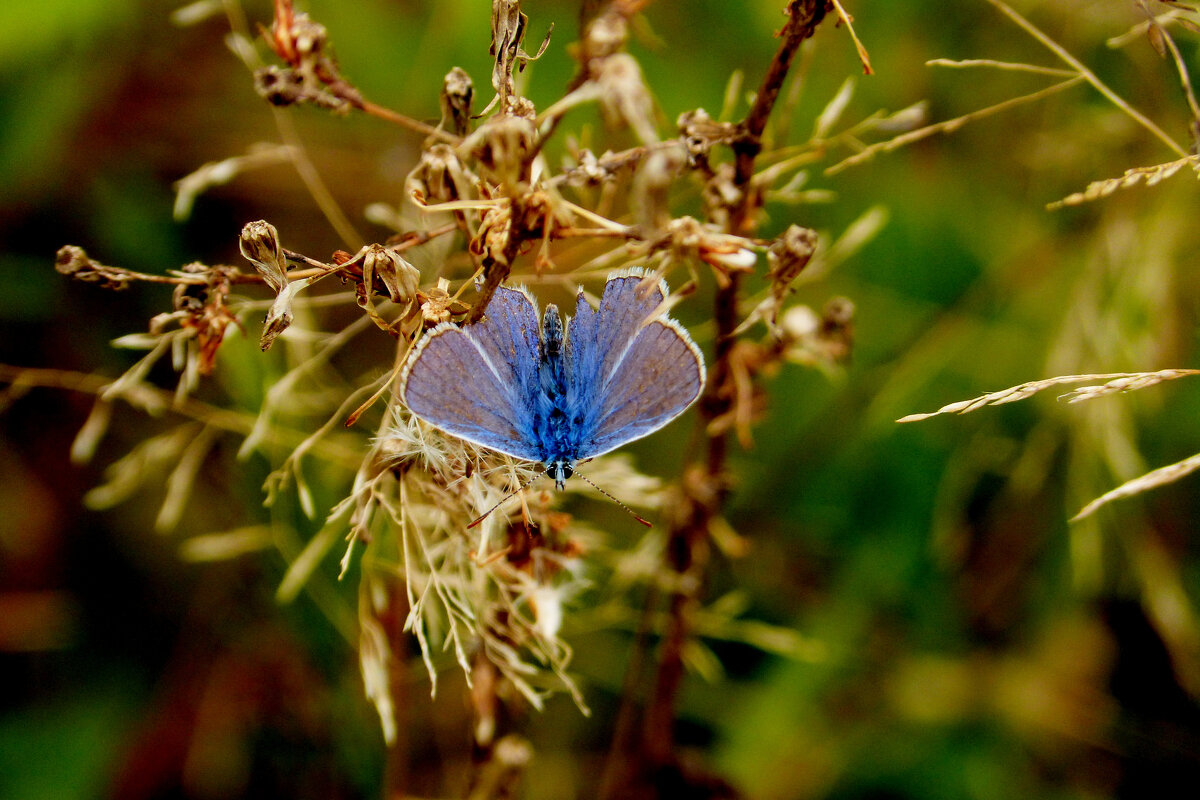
(239, 220), (287, 291)
(678, 108), (738, 165)
(406, 144), (474, 207)
(462, 114), (538, 187)
(54, 245), (133, 290)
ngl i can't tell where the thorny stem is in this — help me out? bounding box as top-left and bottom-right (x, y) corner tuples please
(627, 0), (832, 788)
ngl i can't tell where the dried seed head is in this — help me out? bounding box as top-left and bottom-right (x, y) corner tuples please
(254, 65), (354, 113)
(440, 67), (474, 136)
(54, 246), (132, 290)
(360, 244), (421, 305)
(259, 283), (303, 352)
(573, 149), (606, 184)
(663, 216), (756, 276)
(238, 220), (308, 351)
(406, 144), (472, 206)
(503, 95), (538, 120)
(462, 114), (538, 187)
(239, 220), (287, 291)
(288, 15), (328, 62)
(781, 298), (855, 366)
(471, 204), (515, 265)
(54, 245), (90, 277)
(677, 108), (738, 165)
(767, 224), (818, 297)
(254, 66), (305, 107)
(581, 9), (627, 61)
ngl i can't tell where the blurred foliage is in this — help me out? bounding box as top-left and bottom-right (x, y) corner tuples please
(3, 0), (1200, 798)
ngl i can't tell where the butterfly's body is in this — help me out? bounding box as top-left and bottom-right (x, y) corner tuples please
(399, 268), (705, 491)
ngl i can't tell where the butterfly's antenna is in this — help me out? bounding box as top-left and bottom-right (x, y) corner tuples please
(467, 469), (540, 529)
(572, 470), (653, 527)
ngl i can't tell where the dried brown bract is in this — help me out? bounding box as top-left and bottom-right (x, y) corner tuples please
(440, 66), (475, 136)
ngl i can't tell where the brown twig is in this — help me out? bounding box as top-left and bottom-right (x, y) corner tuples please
(620, 1), (833, 793)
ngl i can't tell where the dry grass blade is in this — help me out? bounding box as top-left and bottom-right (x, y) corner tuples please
(898, 370), (1200, 423)
(1047, 155), (1200, 209)
(826, 76), (1085, 175)
(1073, 452), (1200, 520)
(925, 58), (1077, 77)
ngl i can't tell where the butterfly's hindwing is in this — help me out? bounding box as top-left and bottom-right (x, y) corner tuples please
(566, 269), (704, 459)
(583, 317), (705, 457)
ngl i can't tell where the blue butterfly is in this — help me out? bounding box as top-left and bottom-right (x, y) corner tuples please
(399, 268), (705, 493)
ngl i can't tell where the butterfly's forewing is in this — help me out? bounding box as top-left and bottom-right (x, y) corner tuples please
(567, 270), (666, 404)
(567, 270), (705, 459)
(399, 286), (544, 461)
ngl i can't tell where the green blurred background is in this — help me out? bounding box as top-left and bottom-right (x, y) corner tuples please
(3, 1), (1200, 798)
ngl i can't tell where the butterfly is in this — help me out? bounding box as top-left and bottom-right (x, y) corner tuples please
(399, 268), (706, 496)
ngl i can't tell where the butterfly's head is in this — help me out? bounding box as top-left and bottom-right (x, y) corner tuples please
(546, 459), (573, 490)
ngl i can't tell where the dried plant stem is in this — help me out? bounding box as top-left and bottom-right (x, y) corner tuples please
(358, 97), (461, 143)
(625, 0), (833, 788)
(925, 58), (1077, 78)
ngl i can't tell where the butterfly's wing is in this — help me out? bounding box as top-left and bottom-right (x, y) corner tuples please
(399, 285), (545, 461)
(566, 269), (705, 459)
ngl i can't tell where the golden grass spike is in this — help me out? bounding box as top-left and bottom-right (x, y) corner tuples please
(1047, 155), (1200, 210)
(897, 370), (1200, 423)
(1073, 452), (1200, 521)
